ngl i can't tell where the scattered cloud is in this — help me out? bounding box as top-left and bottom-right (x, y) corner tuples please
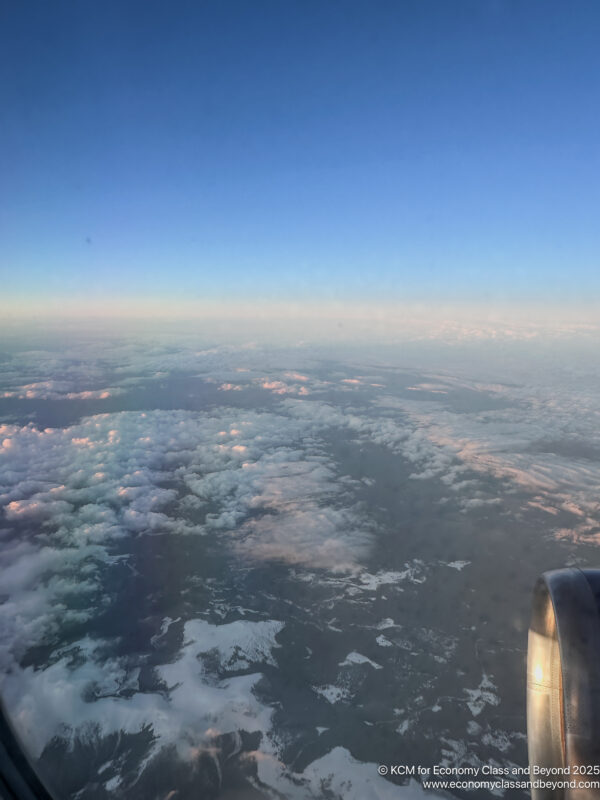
(2, 381), (122, 400)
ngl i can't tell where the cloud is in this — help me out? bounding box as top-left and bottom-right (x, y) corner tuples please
(2, 381), (122, 400)
(259, 379), (310, 396)
(281, 360), (600, 528)
(0, 389), (428, 797)
(4, 333), (599, 798)
(0, 405), (375, 685)
(284, 372), (309, 382)
(218, 383), (243, 391)
(236, 505), (370, 572)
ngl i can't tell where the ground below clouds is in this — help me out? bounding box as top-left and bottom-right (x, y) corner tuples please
(2, 336), (600, 800)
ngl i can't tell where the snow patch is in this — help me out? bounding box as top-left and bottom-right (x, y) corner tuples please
(338, 651), (382, 670)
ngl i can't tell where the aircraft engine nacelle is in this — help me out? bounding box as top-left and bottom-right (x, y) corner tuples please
(528, 569), (600, 800)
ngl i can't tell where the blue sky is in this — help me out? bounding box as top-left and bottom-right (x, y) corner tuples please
(1, 0), (599, 316)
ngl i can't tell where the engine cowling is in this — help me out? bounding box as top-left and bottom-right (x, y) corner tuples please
(528, 569), (600, 800)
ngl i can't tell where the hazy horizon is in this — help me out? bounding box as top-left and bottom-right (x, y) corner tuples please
(2, 0), (600, 317)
